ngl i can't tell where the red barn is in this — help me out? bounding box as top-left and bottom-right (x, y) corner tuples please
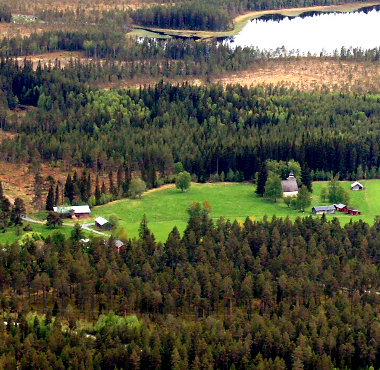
(345, 206), (354, 214)
(334, 204), (347, 212)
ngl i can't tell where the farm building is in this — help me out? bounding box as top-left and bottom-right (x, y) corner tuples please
(312, 206), (336, 215)
(53, 205), (91, 218)
(282, 171), (299, 197)
(334, 204), (347, 212)
(72, 205), (91, 218)
(351, 181), (364, 190)
(346, 206), (354, 214)
(104, 238), (125, 253)
(348, 209), (361, 215)
(95, 216), (111, 230)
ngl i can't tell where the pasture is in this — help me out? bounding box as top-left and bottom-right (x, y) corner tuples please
(89, 180), (378, 242)
(0, 223), (75, 245)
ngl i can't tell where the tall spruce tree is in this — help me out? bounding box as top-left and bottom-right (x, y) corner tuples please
(64, 174), (74, 204)
(95, 175), (101, 203)
(301, 165), (313, 193)
(46, 185), (55, 211)
(256, 163), (268, 197)
(0, 181), (4, 201)
(55, 183), (60, 206)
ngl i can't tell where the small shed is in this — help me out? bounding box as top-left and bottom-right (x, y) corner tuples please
(282, 172), (299, 197)
(348, 209), (361, 215)
(95, 216), (111, 230)
(104, 238), (125, 253)
(114, 239), (125, 253)
(351, 181), (364, 191)
(312, 205), (336, 215)
(334, 204), (347, 212)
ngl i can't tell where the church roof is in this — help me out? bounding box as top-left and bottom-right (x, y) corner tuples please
(281, 172), (299, 193)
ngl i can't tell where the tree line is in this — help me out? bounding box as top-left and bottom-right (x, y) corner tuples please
(129, 2), (232, 31)
(6, 0), (379, 31)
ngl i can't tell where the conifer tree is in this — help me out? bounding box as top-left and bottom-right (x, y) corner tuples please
(256, 162), (268, 197)
(301, 165), (313, 193)
(64, 174), (74, 204)
(95, 175), (101, 203)
(46, 185), (55, 211)
(0, 181), (4, 201)
(101, 181), (107, 195)
(55, 183), (60, 206)
(109, 170), (116, 196)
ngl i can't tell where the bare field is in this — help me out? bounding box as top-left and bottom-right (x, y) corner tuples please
(0, 149), (115, 212)
(13, 0), (142, 13)
(0, 161), (67, 212)
(16, 51), (86, 68)
(13, 49), (380, 92)
(214, 58), (380, 92)
(98, 58), (380, 93)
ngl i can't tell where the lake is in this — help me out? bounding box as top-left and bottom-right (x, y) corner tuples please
(230, 6), (380, 55)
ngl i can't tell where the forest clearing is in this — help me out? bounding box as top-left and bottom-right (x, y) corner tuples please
(82, 180), (374, 241)
(10, 53), (380, 93)
(0, 178), (375, 244)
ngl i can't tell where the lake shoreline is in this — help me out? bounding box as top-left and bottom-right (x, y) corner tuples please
(129, 1), (380, 40)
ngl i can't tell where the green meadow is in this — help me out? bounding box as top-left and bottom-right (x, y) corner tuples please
(6, 180), (376, 245)
(0, 223), (75, 246)
(89, 180), (379, 242)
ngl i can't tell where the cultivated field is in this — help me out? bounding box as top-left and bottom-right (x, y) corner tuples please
(88, 180), (378, 242)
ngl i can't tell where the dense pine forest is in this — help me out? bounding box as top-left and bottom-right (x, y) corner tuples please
(1, 52), (380, 185)
(2, 212), (380, 369)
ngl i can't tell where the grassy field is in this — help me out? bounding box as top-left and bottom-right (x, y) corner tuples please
(0, 223), (75, 245)
(85, 180), (379, 242)
(6, 179), (376, 244)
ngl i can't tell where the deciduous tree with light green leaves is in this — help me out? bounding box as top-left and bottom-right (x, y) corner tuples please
(264, 173), (283, 202)
(296, 186), (312, 212)
(328, 175), (350, 204)
(128, 178), (147, 199)
(176, 171), (191, 192)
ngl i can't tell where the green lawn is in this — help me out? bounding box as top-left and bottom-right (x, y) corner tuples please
(87, 180), (379, 242)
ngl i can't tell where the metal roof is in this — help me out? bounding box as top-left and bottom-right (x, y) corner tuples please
(53, 206), (72, 213)
(313, 206), (336, 211)
(53, 205), (91, 214)
(72, 205), (91, 214)
(334, 203), (346, 209)
(95, 216), (109, 226)
(351, 181), (364, 188)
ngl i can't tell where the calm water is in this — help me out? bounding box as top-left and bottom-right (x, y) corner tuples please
(231, 7), (380, 55)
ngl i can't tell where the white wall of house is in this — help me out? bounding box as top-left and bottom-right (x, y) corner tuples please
(283, 191), (298, 197)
